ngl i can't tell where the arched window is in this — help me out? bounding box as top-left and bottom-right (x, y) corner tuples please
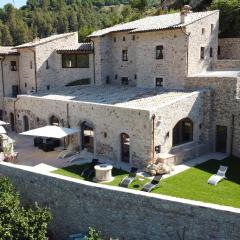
(23, 115), (29, 131)
(121, 133), (130, 163)
(81, 122), (94, 153)
(49, 115), (59, 126)
(173, 118), (193, 147)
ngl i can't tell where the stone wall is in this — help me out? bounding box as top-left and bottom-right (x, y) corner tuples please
(219, 38), (240, 60)
(213, 60), (240, 70)
(0, 55), (19, 98)
(13, 95), (153, 168)
(0, 162), (240, 240)
(186, 11), (219, 75)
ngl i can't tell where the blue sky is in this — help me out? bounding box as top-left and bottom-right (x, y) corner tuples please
(0, 0), (26, 8)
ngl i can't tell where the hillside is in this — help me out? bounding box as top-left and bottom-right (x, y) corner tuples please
(0, 0), (239, 46)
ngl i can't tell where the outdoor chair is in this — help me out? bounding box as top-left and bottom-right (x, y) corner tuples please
(141, 174), (163, 192)
(46, 138), (60, 148)
(208, 165), (228, 186)
(81, 158), (99, 179)
(39, 142), (55, 152)
(119, 167), (138, 188)
(34, 137), (43, 147)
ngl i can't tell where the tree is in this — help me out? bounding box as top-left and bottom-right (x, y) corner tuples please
(211, 0), (240, 37)
(130, 0), (148, 11)
(0, 177), (51, 240)
(87, 227), (103, 240)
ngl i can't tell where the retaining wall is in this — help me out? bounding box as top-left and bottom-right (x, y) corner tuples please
(0, 162), (240, 240)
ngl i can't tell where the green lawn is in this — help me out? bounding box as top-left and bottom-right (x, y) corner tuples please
(52, 157), (240, 208)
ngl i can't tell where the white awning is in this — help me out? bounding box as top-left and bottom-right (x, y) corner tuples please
(0, 120), (9, 126)
(20, 126), (79, 139)
(0, 126), (6, 134)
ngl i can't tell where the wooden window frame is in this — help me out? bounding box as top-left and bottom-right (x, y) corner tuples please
(62, 53), (89, 68)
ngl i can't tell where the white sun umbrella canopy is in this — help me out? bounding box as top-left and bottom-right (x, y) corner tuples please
(0, 120), (9, 126)
(20, 125), (79, 139)
(0, 126), (6, 134)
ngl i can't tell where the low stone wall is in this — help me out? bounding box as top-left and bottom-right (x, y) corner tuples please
(219, 38), (240, 60)
(213, 60), (240, 70)
(0, 162), (240, 240)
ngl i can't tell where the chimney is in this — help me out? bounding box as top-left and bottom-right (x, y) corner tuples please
(180, 5), (192, 23)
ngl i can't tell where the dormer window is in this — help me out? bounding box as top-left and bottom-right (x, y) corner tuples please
(156, 45), (163, 59)
(10, 61), (17, 71)
(122, 49), (128, 61)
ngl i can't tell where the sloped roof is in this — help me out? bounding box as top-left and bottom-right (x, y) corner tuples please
(56, 43), (93, 54)
(89, 10), (218, 37)
(14, 32), (77, 49)
(0, 46), (19, 56)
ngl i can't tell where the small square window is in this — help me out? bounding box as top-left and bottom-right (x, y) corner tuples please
(10, 61), (17, 71)
(122, 49), (128, 61)
(210, 47), (213, 58)
(156, 78), (163, 87)
(123, 36), (126, 41)
(132, 35), (135, 41)
(202, 28), (205, 35)
(200, 47), (205, 59)
(156, 45), (163, 59)
(121, 77), (128, 85)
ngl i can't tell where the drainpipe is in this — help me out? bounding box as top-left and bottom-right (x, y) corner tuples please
(180, 27), (191, 80)
(90, 39), (96, 85)
(29, 48), (38, 92)
(230, 114), (235, 156)
(0, 56), (6, 120)
(152, 114), (156, 161)
(13, 97), (21, 132)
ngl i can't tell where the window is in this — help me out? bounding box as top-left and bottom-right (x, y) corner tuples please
(132, 35), (135, 41)
(121, 77), (128, 85)
(115, 74), (118, 79)
(218, 46), (221, 56)
(10, 61), (17, 71)
(113, 37), (116, 42)
(46, 85), (50, 90)
(156, 45), (163, 59)
(211, 24), (214, 33)
(46, 60), (49, 69)
(202, 28), (205, 35)
(156, 77), (163, 87)
(173, 118), (193, 147)
(106, 76), (110, 84)
(134, 74), (137, 80)
(25, 83), (27, 88)
(62, 54), (89, 68)
(30, 61), (33, 69)
(123, 36), (126, 41)
(49, 115), (59, 126)
(122, 50), (128, 61)
(200, 47), (205, 59)
(210, 47), (213, 57)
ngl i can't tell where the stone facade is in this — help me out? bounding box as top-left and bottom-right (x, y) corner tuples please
(1, 163), (240, 240)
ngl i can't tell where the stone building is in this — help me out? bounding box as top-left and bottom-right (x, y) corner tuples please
(0, 7), (239, 168)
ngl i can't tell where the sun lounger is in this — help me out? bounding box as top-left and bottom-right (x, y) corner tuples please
(141, 174), (163, 192)
(58, 149), (77, 159)
(208, 165), (228, 186)
(119, 167), (138, 188)
(69, 153), (83, 163)
(81, 159), (99, 179)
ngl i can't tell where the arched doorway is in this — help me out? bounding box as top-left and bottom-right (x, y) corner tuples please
(172, 118), (193, 147)
(49, 115), (60, 126)
(9, 112), (14, 131)
(23, 115), (30, 131)
(121, 133), (130, 163)
(81, 122), (94, 153)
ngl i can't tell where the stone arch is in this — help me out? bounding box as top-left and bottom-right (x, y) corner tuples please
(49, 115), (60, 126)
(172, 118), (193, 147)
(81, 121), (94, 153)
